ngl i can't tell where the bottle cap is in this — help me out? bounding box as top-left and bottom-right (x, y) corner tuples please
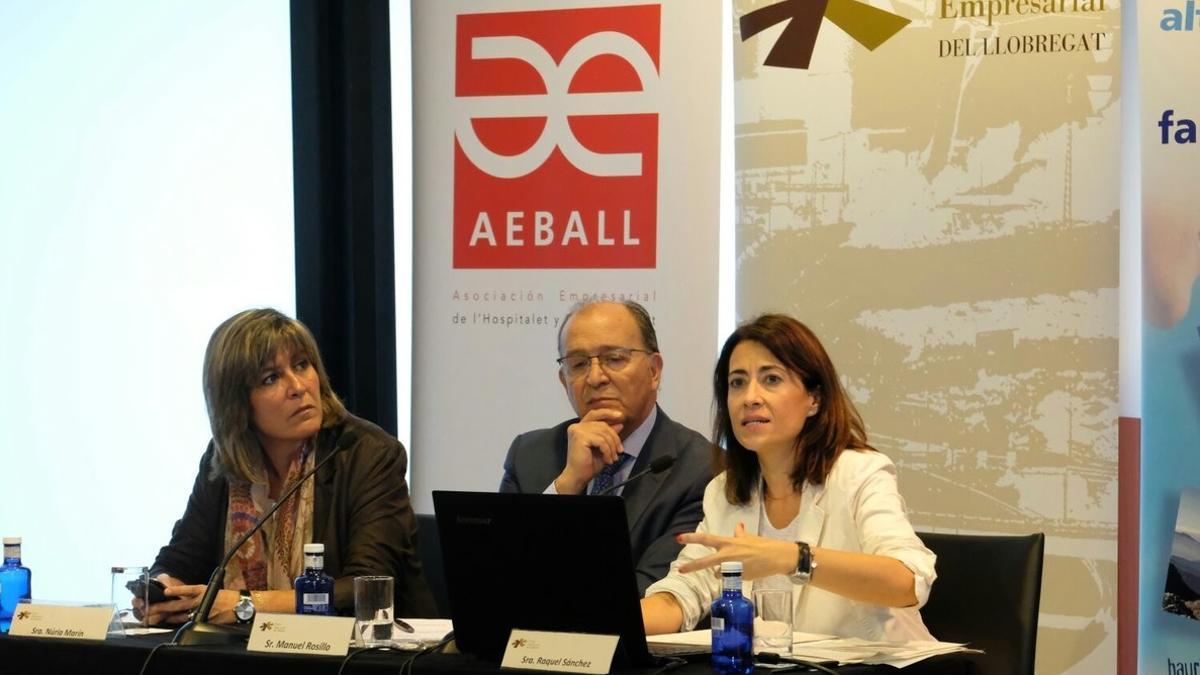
(303, 543), (324, 554)
(720, 561), (742, 574)
(3, 537), (20, 545)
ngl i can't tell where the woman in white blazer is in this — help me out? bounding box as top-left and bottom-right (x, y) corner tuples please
(641, 314), (936, 641)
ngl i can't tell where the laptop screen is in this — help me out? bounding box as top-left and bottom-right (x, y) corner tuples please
(432, 491), (655, 666)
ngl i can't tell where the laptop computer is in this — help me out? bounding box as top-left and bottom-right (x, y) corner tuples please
(433, 490), (679, 667)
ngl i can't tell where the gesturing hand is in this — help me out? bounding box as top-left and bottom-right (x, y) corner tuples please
(676, 522), (798, 581)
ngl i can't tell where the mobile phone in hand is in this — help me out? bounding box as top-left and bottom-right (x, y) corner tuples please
(126, 577), (169, 604)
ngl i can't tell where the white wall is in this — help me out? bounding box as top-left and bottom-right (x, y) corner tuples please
(0, 1), (295, 602)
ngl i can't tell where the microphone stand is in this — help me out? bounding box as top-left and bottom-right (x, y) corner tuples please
(173, 439), (350, 646)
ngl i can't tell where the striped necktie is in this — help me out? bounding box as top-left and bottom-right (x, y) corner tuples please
(590, 453), (634, 496)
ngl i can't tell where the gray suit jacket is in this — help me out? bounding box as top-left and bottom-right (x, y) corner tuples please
(498, 407), (713, 594)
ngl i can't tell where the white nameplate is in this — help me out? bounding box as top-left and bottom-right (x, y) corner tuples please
(8, 603), (114, 640)
(501, 628), (619, 674)
(247, 613), (355, 656)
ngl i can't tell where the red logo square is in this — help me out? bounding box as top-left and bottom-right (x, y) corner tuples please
(452, 4), (660, 269)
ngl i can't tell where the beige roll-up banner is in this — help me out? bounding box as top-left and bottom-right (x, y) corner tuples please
(410, 0), (721, 512)
(732, 1), (1120, 673)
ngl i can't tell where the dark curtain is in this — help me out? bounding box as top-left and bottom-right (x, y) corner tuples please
(290, 0), (398, 435)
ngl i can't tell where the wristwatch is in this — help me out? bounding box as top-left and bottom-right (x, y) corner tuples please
(234, 589), (256, 624)
(789, 541), (817, 585)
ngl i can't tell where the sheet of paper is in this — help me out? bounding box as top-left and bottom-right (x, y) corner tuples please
(646, 629), (835, 647)
(648, 630), (974, 668)
(788, 638), (973, 668)
(119, 626), (174, 636)
(646, 629), (708, 646)
(352, 617), (456, 650)
(391, 617), (454, 646)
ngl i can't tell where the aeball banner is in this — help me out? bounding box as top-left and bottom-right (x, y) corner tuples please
(1139, 2), (1200, 672)
(411, 0), (721, 509)
(732, 0), (1120, 672)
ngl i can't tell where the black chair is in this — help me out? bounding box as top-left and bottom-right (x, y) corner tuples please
(917, 531), (1045, 675)
(416, 513), (450, 618)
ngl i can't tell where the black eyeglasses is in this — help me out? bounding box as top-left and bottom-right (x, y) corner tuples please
(556, 348), (654, 379)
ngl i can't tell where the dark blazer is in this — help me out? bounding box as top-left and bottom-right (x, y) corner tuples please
(152, 414), (436, 617)
(499, 406), (713, 594)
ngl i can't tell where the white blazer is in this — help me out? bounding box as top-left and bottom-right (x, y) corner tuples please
(644, 449), (937, 642)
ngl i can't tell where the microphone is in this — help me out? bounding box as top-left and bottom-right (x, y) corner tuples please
(596, 455), (675, 496)
(172, 434), (354, 646)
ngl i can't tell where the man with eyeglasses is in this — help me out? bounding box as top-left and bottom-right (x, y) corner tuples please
(499, 300), (712, 594)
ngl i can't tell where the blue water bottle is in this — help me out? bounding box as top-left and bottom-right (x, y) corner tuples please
(0, 537), (32, 633)
(711, 561), (754, 675)
(294, 543), (335, 615)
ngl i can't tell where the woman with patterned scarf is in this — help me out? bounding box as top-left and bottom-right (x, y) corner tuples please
(140, 308), (434, 625)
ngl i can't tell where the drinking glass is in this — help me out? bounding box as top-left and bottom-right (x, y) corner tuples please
(354, 576), (395, 647)
(752, 588), (793, 654)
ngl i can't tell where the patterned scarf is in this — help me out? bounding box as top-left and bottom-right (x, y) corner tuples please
(223, 443), (316, 591)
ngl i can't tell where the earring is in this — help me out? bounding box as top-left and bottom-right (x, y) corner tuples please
(807, 407), (818, 417)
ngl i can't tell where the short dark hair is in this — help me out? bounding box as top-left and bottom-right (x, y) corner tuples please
(556, 300), (659, 356)
(712, 314), (873, 505)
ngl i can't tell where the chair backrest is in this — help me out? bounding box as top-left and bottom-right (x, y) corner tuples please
(416, 513), (451, 618)
(917, 531), (1045, 675)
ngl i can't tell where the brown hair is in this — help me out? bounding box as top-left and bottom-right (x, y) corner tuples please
(712, 314), (873, 505)
(203, 308), (347, 483)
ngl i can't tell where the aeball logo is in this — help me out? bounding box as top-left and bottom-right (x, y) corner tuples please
(452, 5), (661, 269)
